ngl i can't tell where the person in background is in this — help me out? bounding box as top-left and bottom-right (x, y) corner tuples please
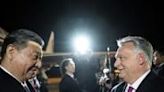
(96, 55), (112, 92)
(74, 55), (99, 92)
(28, 67), (49, 92)
(0, 29), (44, 92)
(0, 27), (8, 59)
(152, 49), (164, 77)
(111, 36), (164, 92)
(59, 58), (81, 92)
(0, 27), (8, 43)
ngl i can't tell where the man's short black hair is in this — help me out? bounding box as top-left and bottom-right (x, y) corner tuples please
(0, 29), (44, 59)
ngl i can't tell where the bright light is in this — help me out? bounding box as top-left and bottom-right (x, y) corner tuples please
(73, 35), (91, 54)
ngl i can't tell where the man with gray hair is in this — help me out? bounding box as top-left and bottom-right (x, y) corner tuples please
(111, 36), (164, 92)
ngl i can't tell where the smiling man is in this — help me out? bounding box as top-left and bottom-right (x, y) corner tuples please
(111, 36), (164, 92)
(0, 29), (44, 92)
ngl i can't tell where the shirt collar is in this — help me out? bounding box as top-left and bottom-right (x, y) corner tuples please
(66, 73), (74, 78)
(126, 70), (151, 91)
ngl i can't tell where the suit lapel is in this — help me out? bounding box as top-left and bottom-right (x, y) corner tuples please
(113, 82), (127, 92)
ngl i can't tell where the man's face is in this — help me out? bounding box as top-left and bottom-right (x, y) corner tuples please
(114, 42), (141, 83)
(66, 60), (75, 74)
(153, 51), (162, 65)
(13, 41), (43, 80)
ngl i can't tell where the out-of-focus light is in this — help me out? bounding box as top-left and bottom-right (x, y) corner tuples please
(73, 35), (91, 55)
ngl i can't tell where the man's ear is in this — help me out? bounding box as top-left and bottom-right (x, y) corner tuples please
(137, 53), (146, 65)
(6, 44), (17, 59)
(65, 65), (68, 70)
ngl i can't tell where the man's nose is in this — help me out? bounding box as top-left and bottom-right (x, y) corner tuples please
(114, 59), (121, 68)
(36, 60), (42, 68)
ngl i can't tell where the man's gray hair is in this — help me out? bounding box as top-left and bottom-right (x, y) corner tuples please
(117, 36), (154, 66)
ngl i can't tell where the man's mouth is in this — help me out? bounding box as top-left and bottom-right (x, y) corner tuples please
(114, 69), (120, 74)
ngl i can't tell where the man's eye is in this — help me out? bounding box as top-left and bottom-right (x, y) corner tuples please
(119, 56), (125, 61)
(33, 56), (38, 60)
(33, 55), (42, 61)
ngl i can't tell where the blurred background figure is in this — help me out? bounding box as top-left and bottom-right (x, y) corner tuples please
(95, 54), (120, 92)
(0, 27), (8, 43)
(95, 55), (111, 92)
(153, 49), (164, 77)
(74, 54), (99, 92)
(36, 66), (51, 92)
(0, 27), (8, 59)
(59, 58), (81, 92)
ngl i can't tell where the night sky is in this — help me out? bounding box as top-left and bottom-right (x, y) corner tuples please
(0, 0), (163, 52)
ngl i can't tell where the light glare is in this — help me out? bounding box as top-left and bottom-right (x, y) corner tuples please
(74, 36), (90, 54)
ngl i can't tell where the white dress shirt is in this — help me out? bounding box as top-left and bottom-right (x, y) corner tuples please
(125, 70), (150, 92)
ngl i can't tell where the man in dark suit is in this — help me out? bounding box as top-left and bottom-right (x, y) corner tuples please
(111, 36), (164, 92)
(0, 29), (44, 92)
(59, 58), (81, 92)
(153, 50), (164, 76)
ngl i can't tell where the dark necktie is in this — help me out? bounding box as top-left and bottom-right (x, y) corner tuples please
(127, 86), (133, 92)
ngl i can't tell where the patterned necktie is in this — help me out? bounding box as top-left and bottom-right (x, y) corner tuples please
(127, 86), (133, 92)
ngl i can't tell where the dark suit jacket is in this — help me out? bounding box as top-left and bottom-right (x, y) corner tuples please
(0, 68), (26, 92)
(111, 71), (164, 92)
(59, 74), (81, 92)
(154, 63), (164, 77)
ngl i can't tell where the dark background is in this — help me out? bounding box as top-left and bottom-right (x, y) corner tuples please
(0, 0), (163, 52)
